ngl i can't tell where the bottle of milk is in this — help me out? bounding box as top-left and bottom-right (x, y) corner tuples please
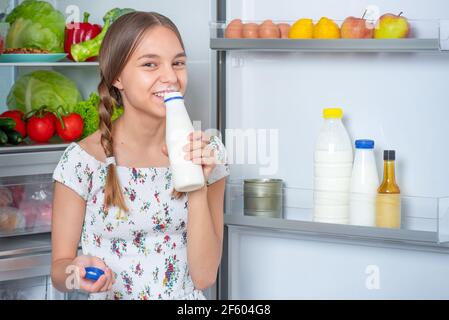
(164, 92), (205, 192)
(349, 140), (379, 227)
(313, 108), (353, 224)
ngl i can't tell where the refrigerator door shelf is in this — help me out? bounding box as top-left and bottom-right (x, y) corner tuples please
(211, 19), (449, 52)
(225, 180), (449, 243)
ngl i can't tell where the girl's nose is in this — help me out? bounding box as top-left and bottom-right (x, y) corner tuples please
(160, 64), (178, 83)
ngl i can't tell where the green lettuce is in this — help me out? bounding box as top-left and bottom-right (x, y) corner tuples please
(5, 0), (65, 52)
(7, 70), (82, 114)
(73, 92), (124, 138)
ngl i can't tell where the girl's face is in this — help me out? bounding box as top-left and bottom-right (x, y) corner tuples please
(113, 26), (187, 118)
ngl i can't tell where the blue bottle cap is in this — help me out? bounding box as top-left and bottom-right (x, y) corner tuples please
(85, 267), (105, 281)
(355, 139), (375, 149)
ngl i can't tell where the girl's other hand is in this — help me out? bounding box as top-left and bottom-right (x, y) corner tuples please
(71, 255), (115, 293)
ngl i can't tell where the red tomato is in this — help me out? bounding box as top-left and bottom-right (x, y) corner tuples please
(43, 111), (58, 126)
(0, 110), (27, 138)
(55, 113), (84, 141)
(27, 116), (55, 143)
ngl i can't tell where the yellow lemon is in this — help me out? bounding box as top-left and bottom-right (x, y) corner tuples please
(313, 17), (340, 39)
(288, 18), (314, 39)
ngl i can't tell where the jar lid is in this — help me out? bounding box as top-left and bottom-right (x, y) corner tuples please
(244, 178), (283, 184)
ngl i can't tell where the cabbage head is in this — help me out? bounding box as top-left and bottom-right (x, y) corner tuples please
(6, 0), (65, 52)
(7, 70), (83, 114)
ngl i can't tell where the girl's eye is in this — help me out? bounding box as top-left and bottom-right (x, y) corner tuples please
(173, 61), (186, 67)
(143, 62), (157, 68)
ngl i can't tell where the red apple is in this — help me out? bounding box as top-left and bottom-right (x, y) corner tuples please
(341, 16), (374, 39)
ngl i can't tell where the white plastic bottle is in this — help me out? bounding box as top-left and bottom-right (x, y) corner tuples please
(164, 92), (205, 192)
(313, 108), (353, 224)
(349, 140), (379, 227)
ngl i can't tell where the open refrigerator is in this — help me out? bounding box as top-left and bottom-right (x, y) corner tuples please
(1, 0), (449, 300)
(212, 0), (449, 299)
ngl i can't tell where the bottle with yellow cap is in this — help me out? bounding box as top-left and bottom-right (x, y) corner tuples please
(314, 108), (353, 224)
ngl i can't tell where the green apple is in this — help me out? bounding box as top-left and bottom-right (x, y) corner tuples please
(374, 12), (410, 39)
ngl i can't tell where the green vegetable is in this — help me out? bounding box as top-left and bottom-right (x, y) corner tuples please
(0, 117), (17, 130)
(73, 92), (124, 138)
(5, 0), (65, 52)
(0, 130), (7, 145)
(71, 7), (135, 62)
(5, 130), (23, 145)
(7, 70), (82, 114)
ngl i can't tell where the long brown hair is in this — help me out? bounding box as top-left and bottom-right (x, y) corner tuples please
(98, 11), (185, 212)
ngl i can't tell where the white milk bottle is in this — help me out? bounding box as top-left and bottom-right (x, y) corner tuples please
(313, 108), (353, 224)
(164, 92), (205, 192)
(349, 140), (379, 227)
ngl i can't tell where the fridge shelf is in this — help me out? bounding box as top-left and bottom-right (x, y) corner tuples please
(0, 141), (70, 155)
(225, 180), (449, 244)
(211, 38), (443, 52)
(224, 215), (449, 249)
(210, 19), (449, 52)
(0, 141), (68, 178)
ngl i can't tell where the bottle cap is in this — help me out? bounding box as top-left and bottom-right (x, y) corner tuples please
(85, 267), (105, 281)
(355, 139), (374, 149)
(384, 150), (395, 161)
(323, 108), (343, 119)
(163, 91), (183, 103)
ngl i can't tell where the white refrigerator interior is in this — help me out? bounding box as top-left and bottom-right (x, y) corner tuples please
(222, 0), (449, 299)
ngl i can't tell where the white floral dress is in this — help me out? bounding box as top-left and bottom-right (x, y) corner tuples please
(52, 137), (230, 300)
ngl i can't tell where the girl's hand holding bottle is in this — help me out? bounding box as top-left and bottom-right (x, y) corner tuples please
(162, 130), (219, 199)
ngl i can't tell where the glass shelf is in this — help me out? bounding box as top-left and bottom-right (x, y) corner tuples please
(211, 38), (443, 52)
(225, 179), (449, 244)
(210, 19), (449, 52)
(0, 139), (70, 155)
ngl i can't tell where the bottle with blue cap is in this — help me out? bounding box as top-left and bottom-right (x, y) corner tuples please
(164, 92), (205, 192)
(349, 139), (379, 227)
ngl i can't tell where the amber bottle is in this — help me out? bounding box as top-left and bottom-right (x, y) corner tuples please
(376, 150), (401, 229)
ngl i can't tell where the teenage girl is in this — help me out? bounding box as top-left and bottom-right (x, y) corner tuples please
(50, 11), (229, 300)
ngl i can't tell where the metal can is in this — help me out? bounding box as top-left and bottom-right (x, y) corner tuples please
(244, 179), (283, 218)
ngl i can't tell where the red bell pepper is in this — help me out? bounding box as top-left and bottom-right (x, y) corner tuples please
(64, 12), (102, 61)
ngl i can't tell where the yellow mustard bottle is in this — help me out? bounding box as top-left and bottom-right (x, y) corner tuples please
(376, 150), (401, 229)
